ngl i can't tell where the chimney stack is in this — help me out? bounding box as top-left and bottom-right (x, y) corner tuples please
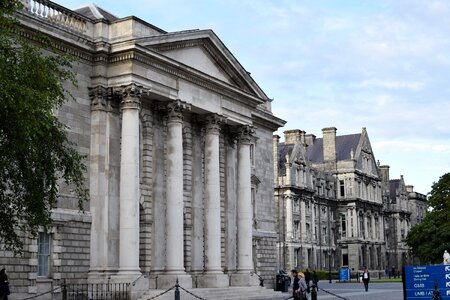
(322, 127), (337, 162)
(284, 129), (302, 144)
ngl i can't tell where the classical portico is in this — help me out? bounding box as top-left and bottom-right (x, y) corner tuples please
(74, 0), (284, 290)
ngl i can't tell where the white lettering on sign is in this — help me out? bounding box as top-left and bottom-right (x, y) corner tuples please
(447, 290), (450, 296)
(446, 266), (450, 272)
(447, 282), (450, 288)
(446, 274), (450, 280)
(414, 283), (424, 288)
(415, 291), (425, 296)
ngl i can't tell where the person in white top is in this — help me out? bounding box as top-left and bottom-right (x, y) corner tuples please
(362, 266), (370, 292)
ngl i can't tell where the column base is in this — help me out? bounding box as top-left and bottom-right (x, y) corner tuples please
(229, 272), (260, 287)
(109, 270), (141, 283)
(157, 274), (192, 289)
(197, 273), (229, 288)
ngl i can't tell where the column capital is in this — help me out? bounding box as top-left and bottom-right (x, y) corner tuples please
(205, 114), (225, 134)
(237, 125), (256, 144)
(115, 84), (143, 110)
(89, 85), (115, 111)
(167, 99), (191, 122)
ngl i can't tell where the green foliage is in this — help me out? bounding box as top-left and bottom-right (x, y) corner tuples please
(0, 0), (88, 253)
(406, 173), (450, 264)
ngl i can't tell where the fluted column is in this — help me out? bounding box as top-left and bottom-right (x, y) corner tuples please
(204, 114), (224, 273)
(236, 125), (254, 273)
(118, 84), (141, 275)
(165, 100), (189, 274)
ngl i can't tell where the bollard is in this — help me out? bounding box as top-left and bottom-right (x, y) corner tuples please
(175, 278), (180, 300)
(311, 284), (317, 300)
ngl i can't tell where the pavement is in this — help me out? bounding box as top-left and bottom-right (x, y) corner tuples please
(299, 281), (404, 300)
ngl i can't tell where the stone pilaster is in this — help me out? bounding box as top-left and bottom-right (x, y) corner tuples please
(88, 85), (118, 280)
(117, 84), (142, 277)
(285, 195), (293, 240)
(300, 199), (306, 241)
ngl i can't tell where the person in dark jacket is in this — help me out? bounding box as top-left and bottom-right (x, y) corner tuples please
(304, 268), (312, 293)
(0, 268), (9, 300)
(362, 266), (370, 292)
(312, 270), (319, 289)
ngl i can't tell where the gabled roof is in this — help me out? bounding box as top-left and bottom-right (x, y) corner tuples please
(389, 179), (401, 202)
(278, 143), (294, 176)
(307, 133), (361, 163)
(74, 4), (118, 22)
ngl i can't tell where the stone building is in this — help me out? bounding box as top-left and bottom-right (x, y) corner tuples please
(274, 127), (426, 275)
(1, 1), (285, 298)
(274, 130), (337, 273)
(380, 167), (427, 271)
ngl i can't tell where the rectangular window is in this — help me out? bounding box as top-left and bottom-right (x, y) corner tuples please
(38, 232), (50, 277)
(340, 180), (345, 197)
(294, 221), (300, 239)
(341, 214), (347, 237)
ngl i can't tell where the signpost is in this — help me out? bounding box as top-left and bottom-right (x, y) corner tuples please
(403, 265), (450, 299)
(339, 267), (350, 282)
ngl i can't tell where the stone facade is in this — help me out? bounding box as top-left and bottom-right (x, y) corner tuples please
(274, 128), (426, 275)
(2, 1), (285, 298)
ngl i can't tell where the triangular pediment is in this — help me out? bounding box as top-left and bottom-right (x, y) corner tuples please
(137, 30), (266, 98)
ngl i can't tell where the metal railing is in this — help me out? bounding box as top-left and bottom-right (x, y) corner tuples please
(62, 281), (130, 300)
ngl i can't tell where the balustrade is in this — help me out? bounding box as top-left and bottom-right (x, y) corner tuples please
(22, 0), (89, 34)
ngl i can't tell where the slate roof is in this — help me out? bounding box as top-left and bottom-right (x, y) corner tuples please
(307, 133), (361, 163)
(74, 4), (119, 22)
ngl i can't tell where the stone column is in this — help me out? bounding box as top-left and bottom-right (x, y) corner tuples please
(160, 100), (192, 288)
(231, 125), (256, 286)
(198, 114), (228, 288)
(118, 84), (141, 277)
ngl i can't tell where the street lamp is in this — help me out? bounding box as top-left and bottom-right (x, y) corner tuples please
(328, 249), (332, 283)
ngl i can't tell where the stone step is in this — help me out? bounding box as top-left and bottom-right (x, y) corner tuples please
(138, 286), (289, 300)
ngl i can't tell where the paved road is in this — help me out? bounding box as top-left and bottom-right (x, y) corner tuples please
(310, 281), (404, 300)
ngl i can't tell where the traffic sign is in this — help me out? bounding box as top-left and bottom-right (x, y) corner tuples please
(404, 265), (450, 299)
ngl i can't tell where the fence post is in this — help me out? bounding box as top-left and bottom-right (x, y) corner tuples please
(174, 278), (180, 300)
(62, 279), (67, 300)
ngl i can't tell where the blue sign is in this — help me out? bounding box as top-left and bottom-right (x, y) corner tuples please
(404, 265), (450, 299)
(339, 268), (350, 282)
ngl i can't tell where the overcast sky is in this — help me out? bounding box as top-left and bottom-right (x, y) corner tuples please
(63, 0), (450, 194)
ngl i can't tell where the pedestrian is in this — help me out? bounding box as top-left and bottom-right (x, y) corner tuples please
(0, 268), (10, 300)
(304, 268), (311, 293)
(291, 269), (307, 300)
(362, 266), (370, 292)
(312, 270), (319, 289)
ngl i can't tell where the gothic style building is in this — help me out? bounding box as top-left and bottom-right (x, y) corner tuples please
(2, 1), (285, 298)
(274, 128), (426, 274)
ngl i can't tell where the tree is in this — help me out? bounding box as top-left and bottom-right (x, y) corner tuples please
(406, 173), (450, 264)
(0, 0), (88, 253)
